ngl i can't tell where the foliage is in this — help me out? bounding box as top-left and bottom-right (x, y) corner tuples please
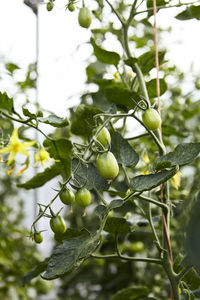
(1, 0), (200, 299)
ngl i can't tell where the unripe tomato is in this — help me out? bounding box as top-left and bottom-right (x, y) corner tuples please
(34, 232), (43, 244)
(96, 127), (111, 147)
(75, 187), (91, 207)
(96, 151), (119, 180)
(60, 188), (75, 205)
(68, 3), (75, 11)
(130, 241), (144, 252)
(78, 7), (92, 28)
(142, 108), (161, 130)
(46, 1), (54, 11)
(50, 215), (67, 234)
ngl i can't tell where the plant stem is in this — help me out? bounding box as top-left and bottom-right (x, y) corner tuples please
(91, 253), (162, 264)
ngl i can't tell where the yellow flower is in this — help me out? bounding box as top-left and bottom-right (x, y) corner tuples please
(34, 147), (51, 167)
(143, 152), (150, 164)
(113, 71), (120, 80)
(0, 128), (35, 165)
(172, 171), (182, 190)
(141, 170), (149, 175)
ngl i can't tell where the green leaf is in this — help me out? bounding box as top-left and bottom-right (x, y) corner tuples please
(147, 0), (166, 17)
(154, 143), (200, 171)
(104, 217), (131, 234)
(138, 51), (165, 74)
(23, 259), (49, 285)
(5, 63), (20, 74)
(110, 286), (149, 300)
(111, 132), (139, 167)
(0, 92), (14, 113)
(130, 168), (178, 192)
(72, 159), (109, 191)
(42, 233), (99, 280)
(109, 199), (124, 210)
(146, 78), (167, 98)
(71, 104), (102, 138)
(22, 107), (37, 119)
(54, 228), (84, 243)
(90, 38), (120, 67)
(186, 192), (200, 276)
(175, 5), (200, 21)
(43, 138), (73, 179)
(104, 84), (141, 110)
(94, 205), (107, 220)
(124, 57), (138, 68)
(17, 164), (60, 189)
(39, 115), (69, 127)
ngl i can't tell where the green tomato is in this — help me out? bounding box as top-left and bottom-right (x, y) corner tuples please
(50, 215), (67, 234)
(96, 127), (111, 147)
(46, 1), (54, 11)
(142, 108), (161, 131)
(34, 232), (43, 244)
(130, 241), (144, 252)
(68, 3), (75, 11)
(75, 187), (91, 207)
(35, 279), (52, 295)
(60, 188), (75, 205)
(96, 151), (119, 180)
(78, 7), (92, 28)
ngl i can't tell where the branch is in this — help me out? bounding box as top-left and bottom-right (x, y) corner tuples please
(91, 253), (162, 264)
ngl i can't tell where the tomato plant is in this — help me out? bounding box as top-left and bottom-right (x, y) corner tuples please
(1, 1), (200, 299)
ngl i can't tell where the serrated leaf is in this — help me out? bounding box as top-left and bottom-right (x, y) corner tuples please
(71, 104), (102, 138)
(72, 160), (109, 191)
(109, 199), (124, 210)
(42, 233), (99, 280)
(23, 259), (49, 286)
(54, 228), (85, 242)
(104, 217), (131, 234)
(22, 107), (37, 119)
(130, 168), (178, 192)
(104, 84), (141, 110)
(94, 205), (107, 220)
(18, 164), (60, 189)
(39, 115), (69, 127)
(154, 143), (200, 170)
(138, 51), (165, 74)
(0, 92), (13, 113)
(175, 5), (200, 21)
(91, 38), (120, 67)
(111, 132), (139, 167)
(146, 78), (167, 98)
(5, 62), (20, 74)
(110, 286), (149, 300)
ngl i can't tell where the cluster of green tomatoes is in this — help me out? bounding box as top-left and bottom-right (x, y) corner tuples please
(33, 106), (161, 244)
(46, 0), (92, 29)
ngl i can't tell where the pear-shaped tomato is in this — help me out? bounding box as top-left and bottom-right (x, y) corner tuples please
(34, 232), (43, 244)
(75, 187), (91, 207)
(60, 189), (75, 205)
(78, 7), (92, 28)
(142, 108), (161, 131)
(96, 151), (119, 180)
(50, 215), (67, 234)
(96, 127), (111, 147)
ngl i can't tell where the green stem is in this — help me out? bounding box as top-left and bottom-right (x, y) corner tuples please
(91, 253), (162, 264)
(136, 194), (168, 210)
(104, 0), (124, 25)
